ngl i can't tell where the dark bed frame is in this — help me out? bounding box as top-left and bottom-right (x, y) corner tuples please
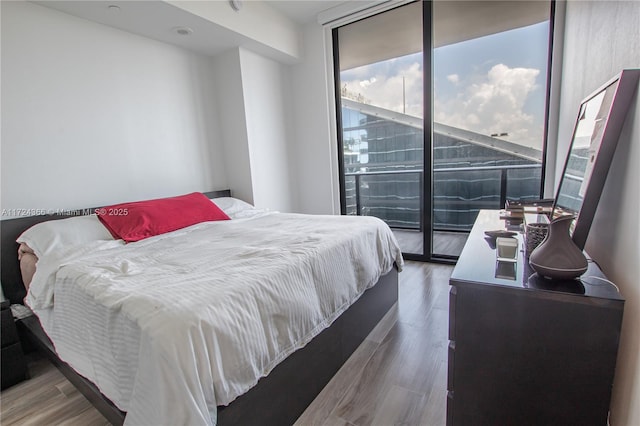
(0, 190), (399, 425)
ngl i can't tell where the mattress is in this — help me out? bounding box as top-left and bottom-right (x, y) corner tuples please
(27, 212), (403, 425)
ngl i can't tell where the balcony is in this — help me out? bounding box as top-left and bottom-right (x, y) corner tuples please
(345, 164), (542, 256)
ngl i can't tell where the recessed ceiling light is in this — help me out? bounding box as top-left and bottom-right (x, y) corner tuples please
(173, 26), (194, 36)
(107, 5), (120, 12)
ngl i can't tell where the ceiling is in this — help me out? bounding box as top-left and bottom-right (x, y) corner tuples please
(33, 1), (256, 57)
(33, 0), (350, 61)
(268, 0), (348, 24)
(32, 1), (551, 68)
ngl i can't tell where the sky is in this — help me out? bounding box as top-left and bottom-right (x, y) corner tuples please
(340, 21), (550, 150)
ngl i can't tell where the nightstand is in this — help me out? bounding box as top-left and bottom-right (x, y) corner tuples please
(1, 300), (28, 389)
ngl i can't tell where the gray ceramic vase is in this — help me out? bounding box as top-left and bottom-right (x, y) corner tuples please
(529, 214), (588, 280)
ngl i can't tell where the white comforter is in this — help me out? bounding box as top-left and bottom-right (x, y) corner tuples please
(27, 212), (403, 425)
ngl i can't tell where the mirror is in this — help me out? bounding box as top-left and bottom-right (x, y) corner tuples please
(553, 69), (640, 250)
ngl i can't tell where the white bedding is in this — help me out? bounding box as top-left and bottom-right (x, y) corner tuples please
(27, 212), (403, 425)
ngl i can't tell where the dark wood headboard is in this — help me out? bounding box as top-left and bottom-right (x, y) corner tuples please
(0, 189), (231, 304)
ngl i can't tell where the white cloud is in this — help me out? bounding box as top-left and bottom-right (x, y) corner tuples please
(359, 77), (377, 88)
(447, 74), (459, 84)
(435, 64), (542, 148)
(342, 61), (423, 117)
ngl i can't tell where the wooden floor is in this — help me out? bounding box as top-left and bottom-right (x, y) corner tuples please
(0, 261), (453, 426)
(0, 353), (111, 425)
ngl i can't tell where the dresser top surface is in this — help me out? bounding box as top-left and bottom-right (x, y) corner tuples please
(450, 210), (624, 301)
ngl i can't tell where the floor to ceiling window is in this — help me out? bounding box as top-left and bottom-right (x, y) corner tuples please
(334, 1), (427, 259)
(334, 1), (552, 261)
(431, 1), (553, 259)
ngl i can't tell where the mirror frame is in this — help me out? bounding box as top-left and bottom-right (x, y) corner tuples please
(553, 69), (640, 250)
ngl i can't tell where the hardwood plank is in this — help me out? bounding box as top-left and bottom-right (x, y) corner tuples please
(327, 262), (451, 425)
(294, 338), (379, 426)
(1, 372), (68, 423)
(0, 354), (109, 425)
(57, 404), (112, 426)
(17, 392), (102, 426)
(398, 263), (451, 330)
(321, 413), (356, 426)
(330, 330), (398, 424)
(56, 379), (82, 398)
(332, 319), (447, 425)
(370, 385), (427, 426)
(419, 358), (449, 426)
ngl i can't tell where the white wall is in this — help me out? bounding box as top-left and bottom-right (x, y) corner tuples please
(239, 48), (294, 211)
(1, 1), (227, 213)
(557, 1), (640, 424)
(210, 47), (296, 211)
(211, 48), (254, 205)
(288, 23), (340, 214)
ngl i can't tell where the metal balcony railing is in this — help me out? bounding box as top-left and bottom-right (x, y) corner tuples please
(345, 164), (542, 231)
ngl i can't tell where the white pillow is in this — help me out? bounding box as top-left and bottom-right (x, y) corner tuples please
(211, 197), (257, 219)
(17, 214), (114, 258)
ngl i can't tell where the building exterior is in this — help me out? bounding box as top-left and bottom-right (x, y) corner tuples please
(341, 98), (543, 230)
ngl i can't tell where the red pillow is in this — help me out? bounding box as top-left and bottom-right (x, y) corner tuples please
(97, 192), (230, 242)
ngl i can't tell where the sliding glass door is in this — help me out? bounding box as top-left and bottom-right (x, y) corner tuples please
(431, 1), (553, 259)
(334, 1), (552, 261)
(334, 1), (428, 260)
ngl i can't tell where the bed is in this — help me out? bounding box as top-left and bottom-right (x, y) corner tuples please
(0, 190), (402, 425)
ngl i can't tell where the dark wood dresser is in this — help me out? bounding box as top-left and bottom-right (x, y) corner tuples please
(447, 210), (624, 425)
(1, 300), (28, 389)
